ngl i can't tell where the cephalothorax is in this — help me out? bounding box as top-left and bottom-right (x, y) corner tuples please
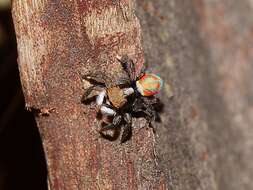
(82, 55), (163, 143)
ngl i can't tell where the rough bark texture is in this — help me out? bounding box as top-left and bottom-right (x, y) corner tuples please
(12, 0), (253, 190)
(136, 0), (253, 190)
(12, 0), (165, 190)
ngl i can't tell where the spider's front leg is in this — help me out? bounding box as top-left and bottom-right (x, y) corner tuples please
(82, 71), (107, 85)
(121, 113), (132, 143)
(81, 85), (102, 103)
(81, 72), (107, 103)
(100, 114), (122, 131)
(117, 54), (147, 82)
(116, 55), (137, 82)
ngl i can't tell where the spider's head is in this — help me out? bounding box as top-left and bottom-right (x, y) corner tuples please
(136, 73), (163, 96)
(107, 87), (127, 109)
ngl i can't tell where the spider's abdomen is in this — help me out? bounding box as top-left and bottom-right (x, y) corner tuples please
(136, 73), (163, 96)
(107, 87), (127, 108)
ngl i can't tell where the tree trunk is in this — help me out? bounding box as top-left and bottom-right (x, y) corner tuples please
(12, 0), (253, 190)
(12, 0), (165, 189)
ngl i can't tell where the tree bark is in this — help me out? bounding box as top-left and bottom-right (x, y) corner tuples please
(12, 0), (253, 190)
(136, 0), (253, 190)
(12, 0), (165, 190)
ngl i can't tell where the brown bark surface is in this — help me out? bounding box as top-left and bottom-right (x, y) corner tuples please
(136, 0), (253, 189)
(12, 0), (253, 190)
(12, 0), (165, 190)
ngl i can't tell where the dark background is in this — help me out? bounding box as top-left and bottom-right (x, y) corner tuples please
(0, 3), (47, 190)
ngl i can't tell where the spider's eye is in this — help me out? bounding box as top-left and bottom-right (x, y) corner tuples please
(136, 73), (163, 96)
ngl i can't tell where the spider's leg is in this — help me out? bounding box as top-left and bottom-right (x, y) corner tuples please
(123, 87), (134, 96)
(132, 97), (145, 112)
(96, 90), (106, 106)
(133, 96), (157, 112)
(121, 113), (132, 143)
(143, 97), (161, 121)
(115, 76), (131, 86)
(132, 102), (153, 121)
(81, 85), (103, 103)
(136, 65), (147, 80)
(81, 85), (95, 103)
(142, 96), (158, 106)
(132, 98), (156, 124)
(147, 109), (156, 121)
(101, 114), (122, 131)
(100, 105), (116, 116)
(82, 71), (107, 85)
(143, 108), (157, 127)
(132, 106), (144, 113)
(116, 55), (137, 82)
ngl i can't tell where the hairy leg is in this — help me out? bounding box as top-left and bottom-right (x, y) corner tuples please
(123, 87), (134, 96)
(81, 85), (103, 103)
(142, 96), (158, 105)
(116, 55), (137, 82)
(121, 113), (132, 143)
(143, 108), (156, 124)
(100, 105), (116, 116)
(82, 71), (107, 85)
(81, 85), (95, 103)
(132, 97), (145, 112)
(100, 114), (122, 131)
(96, 90), (106, 106)
(132, 97), (156, 124)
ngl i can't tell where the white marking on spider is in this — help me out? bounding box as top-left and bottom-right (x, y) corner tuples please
(101, 106), (116, 116)
(123, 87), (134, 96)
(96, 90), (106, 106)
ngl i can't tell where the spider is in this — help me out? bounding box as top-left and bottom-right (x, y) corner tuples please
(81, 55), (163, 143)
